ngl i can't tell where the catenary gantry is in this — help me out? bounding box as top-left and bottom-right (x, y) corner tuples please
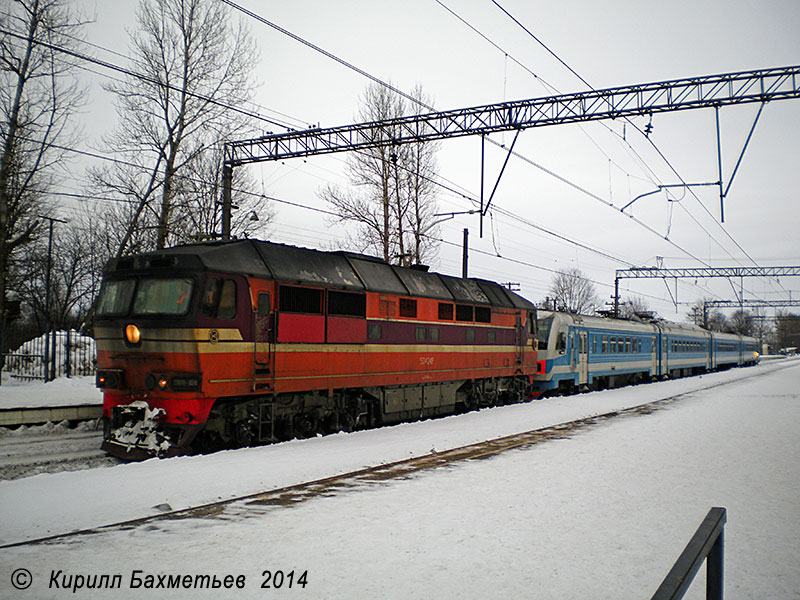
(220, 65), (799, 236)
(224, 65), (800, 165)
(613, 267), (800, 316)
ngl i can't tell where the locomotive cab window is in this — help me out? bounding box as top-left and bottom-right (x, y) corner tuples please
(528, 312), (537, 335)
(536, 315), (554, 348)
(201, 278), (220, 316)
(97, 279), (135, 316)
(200, 278), (237, 319)
(133, 278), (194, 316)
(218, 280), (237, 319)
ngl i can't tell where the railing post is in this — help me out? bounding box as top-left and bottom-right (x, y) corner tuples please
(651, 507), (727, 600)
(65, 329), (71, 378)
(706, 527), (724, 600)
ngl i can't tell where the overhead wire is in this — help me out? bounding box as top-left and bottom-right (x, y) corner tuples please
(10, 5), (780, 310)
(0, 26), (294, 131)
(489, 0), (763, 269)
(220, 0), (727, 285)
(488, 0), (781, 303)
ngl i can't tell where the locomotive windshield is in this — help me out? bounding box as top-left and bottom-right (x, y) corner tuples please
(133, 278), (194, 315)
(97, 277), (194, 317)
(536, 314), (554, 348)
(97, 279), (135, 316)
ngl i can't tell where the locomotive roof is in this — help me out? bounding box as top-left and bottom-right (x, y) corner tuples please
(106, 239), (536, 311)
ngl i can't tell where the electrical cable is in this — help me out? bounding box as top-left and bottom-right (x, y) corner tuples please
(489, 0), (763, 270)
(0, 26), (292, 130)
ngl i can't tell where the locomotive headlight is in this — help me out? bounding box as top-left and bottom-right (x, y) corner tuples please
(125, 324), (141, 344)
(144, 374), (169, 391)
(96, 369), (123, 389)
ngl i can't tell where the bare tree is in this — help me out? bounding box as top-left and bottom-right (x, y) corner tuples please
(91, 0), (266, 256)
(687, 298), (728, 331)
(726, 309), (753, 336)
(0, 0), (86, 347)
(775, 311), (800, 350)
(399, 85), (440, 266)
(321, 82), (440, 265)
(618, 295), (653, 319)
(548, 267), (599, 314)
(15, 221), (98, 332)
(172, 145), (274, 243)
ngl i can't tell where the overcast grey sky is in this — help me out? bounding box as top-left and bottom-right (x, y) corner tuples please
(74, 0), (800, 317)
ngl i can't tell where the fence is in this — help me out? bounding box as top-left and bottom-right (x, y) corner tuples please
(650, 507), (726, 600)
(1, 329), (96, 382)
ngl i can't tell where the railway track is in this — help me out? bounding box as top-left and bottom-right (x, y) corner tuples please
(0, 390), (685, 550)
(0, 428), (120, 480)
(2, 360), (793, 550)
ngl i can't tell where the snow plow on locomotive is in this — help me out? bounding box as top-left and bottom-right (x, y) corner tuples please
(95, 240), (539, 459)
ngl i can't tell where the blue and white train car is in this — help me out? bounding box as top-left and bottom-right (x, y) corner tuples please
(534, 311), (658, 394)
(657, 321), (712, 377)
(533, 311), (759, 395)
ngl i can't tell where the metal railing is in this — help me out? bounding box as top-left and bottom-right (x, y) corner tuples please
(1, 330), (96, 382)
(651, 507), (726, 600)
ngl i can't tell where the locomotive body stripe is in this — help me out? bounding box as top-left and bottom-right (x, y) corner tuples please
(95, 327), (244, 342)
(96, 341), (527, 354)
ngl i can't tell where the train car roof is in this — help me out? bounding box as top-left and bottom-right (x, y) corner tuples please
(538, 310), (659, 333)
(539, 310), (759, 342)
(105, 239), (537, 311)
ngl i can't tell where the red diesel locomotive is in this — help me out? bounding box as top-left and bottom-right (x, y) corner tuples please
(95, 240), (539, 459)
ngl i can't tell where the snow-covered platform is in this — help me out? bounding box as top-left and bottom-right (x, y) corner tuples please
(0, 376), (102, 426)
(0, 404), (102, 427)
(0, 376), (101, 411)
(1, 358), (798, 599)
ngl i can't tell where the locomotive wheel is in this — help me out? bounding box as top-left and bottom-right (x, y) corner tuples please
(234, 418), (257, 447)
(194, 430), (224, 454)
(340, 412), (355, 433)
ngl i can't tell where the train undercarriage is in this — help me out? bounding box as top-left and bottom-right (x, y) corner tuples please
(103, 374), (535, 459)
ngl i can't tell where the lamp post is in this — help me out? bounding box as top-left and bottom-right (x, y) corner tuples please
(39, 216), (67, 382)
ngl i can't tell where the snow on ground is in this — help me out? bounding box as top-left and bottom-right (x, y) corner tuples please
(0, 376), (100, 409)
(0, 358), (798, 599)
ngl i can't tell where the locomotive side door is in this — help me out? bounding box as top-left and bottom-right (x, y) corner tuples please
(515, 316), (524, 365)
(250, 282), (274, 388)
(578, 331), (588, 385)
